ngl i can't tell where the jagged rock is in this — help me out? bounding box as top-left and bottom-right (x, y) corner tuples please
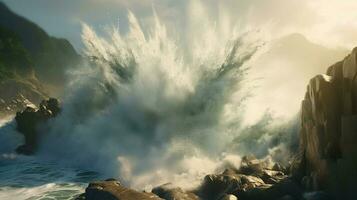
(261, 169), (286, 184)
(15, 98), (60, 155)
(198, 157), (291, 200)
(152, 183), (199, 200)
(238, 155), (264, 176)
(297, 47), (357, 199)
(77, 179), (162, 200)
(198, 173), (242, 200)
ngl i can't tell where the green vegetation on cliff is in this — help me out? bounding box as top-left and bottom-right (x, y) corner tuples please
(0, 1), (80, 86)
(0, 2), (80, 116)
(0, 26), (32, 80)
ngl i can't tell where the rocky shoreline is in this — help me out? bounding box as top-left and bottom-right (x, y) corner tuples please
(12, 100), (315, 200)
(13, 100), (310, 200)
(75, 155), (311, 200)
(12, 48), (357, 199)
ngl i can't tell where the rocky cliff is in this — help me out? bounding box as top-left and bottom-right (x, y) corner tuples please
(298, 47), (357, 199)
(0, 24), (48, 116)
(0, 2), (80, 116)
(0, 2), (81, 86)
(15, 98), (60, 155)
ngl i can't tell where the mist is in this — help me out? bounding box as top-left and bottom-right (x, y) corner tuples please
(31, 5), (263, 189)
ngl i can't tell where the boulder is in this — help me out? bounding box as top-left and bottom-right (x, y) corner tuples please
(15, 98), (60, 155)
(152, 183), (199, 200)
(238, 155), (264, 176)
(260, 169), (286, 184)
(77, 179), (162, 200)
(198, 157), (290, 200)
(198, 173), (242, 200)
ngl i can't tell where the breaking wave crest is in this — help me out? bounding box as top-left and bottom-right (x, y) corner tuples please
(36, 7), (263, 189)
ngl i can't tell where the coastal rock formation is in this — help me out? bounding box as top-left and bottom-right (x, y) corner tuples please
(78, 156), (306, 200)
(298, 47), (357, 199)
(0, 2), (81, 86)
(197, 156), (304, 200)
(0, 2), (80, 117)
(76, 179), (162, 200)
(0, 23), (48, 116)
(15, 98), (60, 155)
(152, 183), (200, 200)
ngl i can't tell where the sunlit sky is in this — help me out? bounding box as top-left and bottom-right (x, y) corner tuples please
(2, 0), (357, 124)
(3, 0), (357, 50)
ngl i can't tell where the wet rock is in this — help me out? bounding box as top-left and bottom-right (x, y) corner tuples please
(15, 98), (60, 155)
(152, 183), (199, 200)
(198, 158), (288, 200)
(78, 179), (162, 200)
(238, 155), (264, 176)
(297, 47), (357, 199)
(198, 173), (242, 200)
(77, 156), (298, 200)
(261, 169), (286, 184)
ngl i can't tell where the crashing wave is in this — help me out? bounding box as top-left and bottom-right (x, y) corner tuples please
(36, 7), (262, 189)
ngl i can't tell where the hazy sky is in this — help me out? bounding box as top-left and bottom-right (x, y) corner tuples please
(2, 0), (357, 123)
(3, 0), (357, 50)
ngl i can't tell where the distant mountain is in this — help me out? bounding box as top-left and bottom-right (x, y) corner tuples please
(0, 2), (80, 117)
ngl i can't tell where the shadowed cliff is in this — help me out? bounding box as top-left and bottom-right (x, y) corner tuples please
(295, 47), (357, 200)
(0, 2), (80, 116)
(0, 2), (80, 86)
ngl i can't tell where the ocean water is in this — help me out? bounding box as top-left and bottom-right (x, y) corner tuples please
(0, 118), (103, 200)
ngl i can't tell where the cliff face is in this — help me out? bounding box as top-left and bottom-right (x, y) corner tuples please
(299, 47), (357, 199)
(0, 2), (80, 87)
(0, 22), (47, 116)
(0, 2), (80, 116)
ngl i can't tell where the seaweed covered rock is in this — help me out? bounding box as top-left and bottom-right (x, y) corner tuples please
(15, 98), (60, 155)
